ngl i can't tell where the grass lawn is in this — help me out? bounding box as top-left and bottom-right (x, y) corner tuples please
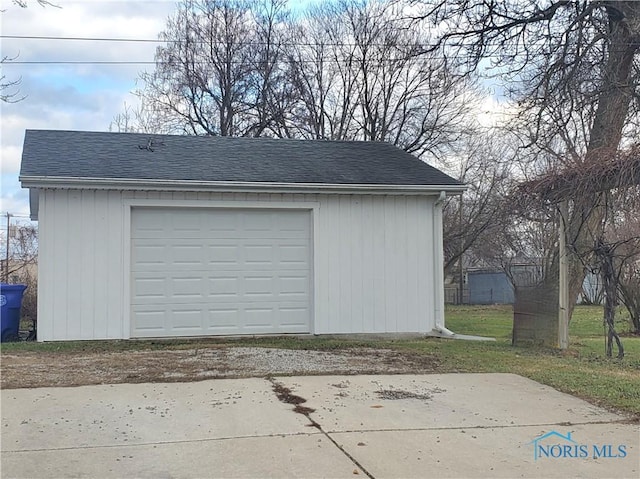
(2, 305), (639, 417)
(430, 305), (640, 417)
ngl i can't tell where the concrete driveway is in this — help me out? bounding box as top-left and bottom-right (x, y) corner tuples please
(1, 373), (637, 478)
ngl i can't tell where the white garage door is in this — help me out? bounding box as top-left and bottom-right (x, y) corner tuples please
(130, 207), (311, 337)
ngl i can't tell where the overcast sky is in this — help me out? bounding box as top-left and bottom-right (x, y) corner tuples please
(1, 0), (502, 221)
(0, 0), (338, 221)
(1, 0), (186, 219)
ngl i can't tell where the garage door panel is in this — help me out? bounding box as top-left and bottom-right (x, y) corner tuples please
(242, 212), (273, 232)
(206, 210), (241, 233)
(279, 307), (310, 327)
(244, 307), (274, 327)
(244, 275), (275, 297)
(131, 207), (311, 337)
(207, 309), (240, 329)
(133, 276), (166, 299)
(132, 308), (311, 337)
(171, 246), (206, 268)
(133, 210), (169, 238)
(171, 277), (204, 299)
(132, 309), (167, 333)
(244, 245), (275, 265)
(208, 276), (240, 298)
(208, 244), (240, 265)
(280, 275), (309, 297)
(132, 243), (167, 269)
(279, 245), (310, 266)
(278, 212), (308, 229)
(172, 309), (203, 330)
(171, 210), (204, 233)
(133, 273), (310, 305)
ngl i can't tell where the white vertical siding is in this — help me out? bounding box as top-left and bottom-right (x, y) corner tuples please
(36, 189), (53, 340)
(38, 189), (126, 341)
(37, 188), (439, 340)
(313, 194), (435, 334)
(431, 194), (446, 329)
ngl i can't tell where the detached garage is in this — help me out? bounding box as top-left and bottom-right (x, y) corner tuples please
(20, 130), (464, 341)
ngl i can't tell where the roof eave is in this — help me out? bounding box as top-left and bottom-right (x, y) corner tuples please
(19, 176), (467, 195)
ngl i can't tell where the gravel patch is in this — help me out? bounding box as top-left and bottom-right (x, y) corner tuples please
(1, 346), (438, 389)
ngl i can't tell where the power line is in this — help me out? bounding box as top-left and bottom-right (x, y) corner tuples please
(1, 35), (163, 43)
(1, 35), (617, 67)
(3, 33), (635, 48)
(1, 33), (444, 49)
(3, 56), (492, 65)
(0, 40), (520, 65)
(6, 61), (157, 65)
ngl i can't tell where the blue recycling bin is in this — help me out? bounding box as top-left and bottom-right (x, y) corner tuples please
(1, 283), (27, 342)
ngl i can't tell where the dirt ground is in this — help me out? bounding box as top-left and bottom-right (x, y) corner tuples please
(0, 347), (439, 389)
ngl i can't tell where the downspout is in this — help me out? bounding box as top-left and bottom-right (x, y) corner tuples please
(432, 191), (457, 337)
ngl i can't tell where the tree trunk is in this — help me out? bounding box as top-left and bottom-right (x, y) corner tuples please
(599, 240), (624, 358)
(516, 3), (639, 347)
(569, 1), (639, 306)
(536, 1), (639, 316)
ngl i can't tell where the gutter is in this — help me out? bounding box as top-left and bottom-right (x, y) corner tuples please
(432, 325), (458, 337)
(435, 190), (447, 206)
(433, 190), (449, 334)
(19, 176), (467, 195)
(427, 326), (496, 341)
(428, 190), (496, 342)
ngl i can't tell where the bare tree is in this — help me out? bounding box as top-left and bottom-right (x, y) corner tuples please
(602, 184), (640, 334)
(109, 101), (179, 134)
(618, 254), (640, 333)
(2, 223), (38, 332)
(134, 0), (291, 136)
(109, 103), (138, 133)
(284, 6), (358, 139)
(2, 223), (38, 281)
(1, 1), (60, 102)
(441, 130), (516, 277)
(0, 55), (25, 103)
(282, 0), (475, 158)
(129, 0), (475, 152)
(521, 144), (640, 353)
(245, 0), (293, 136)
(11, 1), (59, 6)
(417, 0), (640, 316)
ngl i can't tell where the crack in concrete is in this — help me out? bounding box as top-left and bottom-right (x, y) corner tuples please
(6, 415), (631, 455)
(316, 427), (376, 479)
(322, 418), (637, 435)
(2, 431), (323, 453)
(268, 378), (376, 478)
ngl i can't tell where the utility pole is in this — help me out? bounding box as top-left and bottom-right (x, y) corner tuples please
(458, 197), (464, 304)
(558, 201), (569, 350)
(4, 212), (11, 283)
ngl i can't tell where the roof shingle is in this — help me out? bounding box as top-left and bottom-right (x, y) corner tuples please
(20, 129), (462, 188)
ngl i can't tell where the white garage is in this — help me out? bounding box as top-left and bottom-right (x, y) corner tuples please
(20, 129), (465, 341)
(131, 207), (311, 337)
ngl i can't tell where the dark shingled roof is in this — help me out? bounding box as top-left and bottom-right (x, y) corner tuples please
(20, 130), (462, 188)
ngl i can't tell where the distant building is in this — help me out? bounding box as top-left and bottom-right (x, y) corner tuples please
(467, 270), (514, 305)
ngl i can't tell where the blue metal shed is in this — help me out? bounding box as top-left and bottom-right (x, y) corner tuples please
(467, 270), (514, 304)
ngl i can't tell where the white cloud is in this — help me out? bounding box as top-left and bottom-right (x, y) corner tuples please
(1, 0), (176, 216)
(0, 189), (31, 217)
(0, 145), (23, 175)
